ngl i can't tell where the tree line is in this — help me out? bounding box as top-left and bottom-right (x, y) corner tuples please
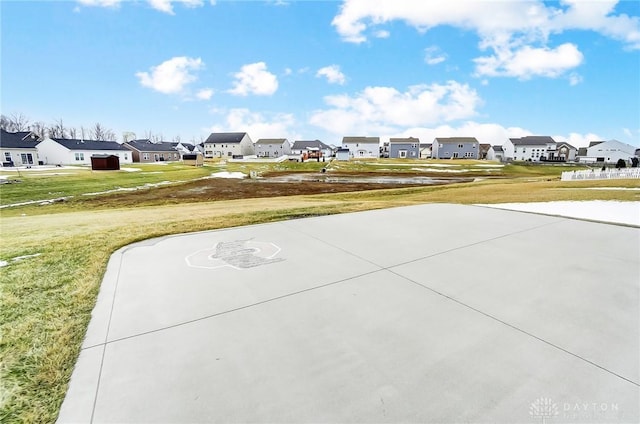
(1, 113), (119, 141)
(0, 113), (188, 143)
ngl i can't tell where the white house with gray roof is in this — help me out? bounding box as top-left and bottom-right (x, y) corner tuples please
(1, 129), (41, 166)
(486, 145), (505, 162)
(431, 137), (479, 159)
(504, 136), (556, 162)
(203, 132), (254, 158)
(36, 137), (132, 165)
(341, 136), (380, 159)
(255, 139), (291, 158)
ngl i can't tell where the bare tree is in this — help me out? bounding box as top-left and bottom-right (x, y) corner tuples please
(0, 115), (10, 131)
(48, 118), (67, 138)
(29, 121), (47, 139)
(1, 113), (30, 132)
(11, 113), (30, 131)
(92, 122), (106, 140)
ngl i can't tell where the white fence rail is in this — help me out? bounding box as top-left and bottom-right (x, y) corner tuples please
(561, 168), (640, 181)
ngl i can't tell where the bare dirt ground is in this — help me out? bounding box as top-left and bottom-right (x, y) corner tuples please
(79, 173), (471, 208)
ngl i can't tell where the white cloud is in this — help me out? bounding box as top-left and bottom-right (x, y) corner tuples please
(424, 46), (446, 65)
(147, 0), (205, 14)
(76, 0), (122, 7)
(553, 132), (602, 148)
(309, 81), (482, 135)
(374, 30), (390, 38)
(316, 65), (347, 85)
(283, 68), (293, 76)
(208, 108), (298, 141)
(196, 88), (214, 100)
(568, 72), (583, 86)
(474, 42), (584, 79)
(136, 56), (204, 94)
(386, 121), (532, 145)
(623, 128), (633, 138)
(229, 62), (278, 96)
(332, 0), (639, 80)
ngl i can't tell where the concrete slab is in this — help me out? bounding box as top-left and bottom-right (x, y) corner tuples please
(58, 204), (640, 423)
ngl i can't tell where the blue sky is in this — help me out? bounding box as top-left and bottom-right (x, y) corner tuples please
(1, 0), (639, 147)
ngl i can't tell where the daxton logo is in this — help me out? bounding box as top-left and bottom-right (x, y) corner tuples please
(529, 398), (559, 424)
(186, 239), (284, 270)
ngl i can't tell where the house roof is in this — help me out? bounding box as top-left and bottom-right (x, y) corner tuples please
(556, 142), (576, 150)
(0, 129), (40, 149)
(492, 146), (504, 152)
(292, 140), (331, 150)
(50, 138), (129, 151)
(588, 141), (604, 147)
(479, 143), (491, 150)
(125, 139), (178, 152)
(389, 137), (420, 144)
(255, 138), (287, 145)
(509, 136), (556, 146)
(420, 143), (432, 149)
(342, 136), (380, 144)
(434, 137), (479, 144)
(204, 132), (247, 144)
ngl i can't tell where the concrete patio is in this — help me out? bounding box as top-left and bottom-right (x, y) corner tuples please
(58, 203), (639, 423)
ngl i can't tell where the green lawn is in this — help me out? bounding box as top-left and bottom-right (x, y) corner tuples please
(0, 159), (637, 423)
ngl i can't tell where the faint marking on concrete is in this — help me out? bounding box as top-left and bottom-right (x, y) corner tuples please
(185, 239), (284, 270)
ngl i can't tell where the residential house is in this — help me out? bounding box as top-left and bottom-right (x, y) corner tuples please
(255, 139), (292, 158)
(583, 139), (638, 164)
(341, 136), (380, 159)
(381, 142), (390, 158)
(124, 139), (181, 162)
(479, 143), (491, 159)
(291, 140), (333, 159)
(486, 145), (505, 162)
(388, 137), (420, 159)
(36, 137), (132, 165)
(0, 129), (41, 166)
(431, 137), (479, 159)
(553, 142), (577, 162)
(203, 132), (254, 158)
(504, 136), (556, 162)
(420, 143), (432, 159)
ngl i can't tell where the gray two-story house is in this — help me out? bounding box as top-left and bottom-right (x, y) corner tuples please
(431, 137), (479, 159)
(255, 139), (291, 158)
(203, 132), (254, 158)
(388, 137), (420, 159)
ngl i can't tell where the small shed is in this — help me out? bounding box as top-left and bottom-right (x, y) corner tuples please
(91, 154), (120, 170)
(335, 148), (350, 161)
(182, 153), (204, 166)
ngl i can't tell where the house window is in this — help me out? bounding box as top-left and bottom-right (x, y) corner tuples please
(228, 151), (232, 156)
(453, 152), (459, 158)
(458, 144), (464, 148)
(4, 152), (11, 162)
(465, 152), (474, 158)
(143, 153), (149, 160)
(75, 152), (84, 161)
(411, 143), (417, 148)
(124, 153), (128, 160)
(439, 143), (443, 148)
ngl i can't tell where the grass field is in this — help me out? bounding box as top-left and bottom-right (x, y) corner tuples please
(1, 159), (638, 422)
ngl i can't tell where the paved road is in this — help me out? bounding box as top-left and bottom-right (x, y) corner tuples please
(58, 204), (639, 423)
